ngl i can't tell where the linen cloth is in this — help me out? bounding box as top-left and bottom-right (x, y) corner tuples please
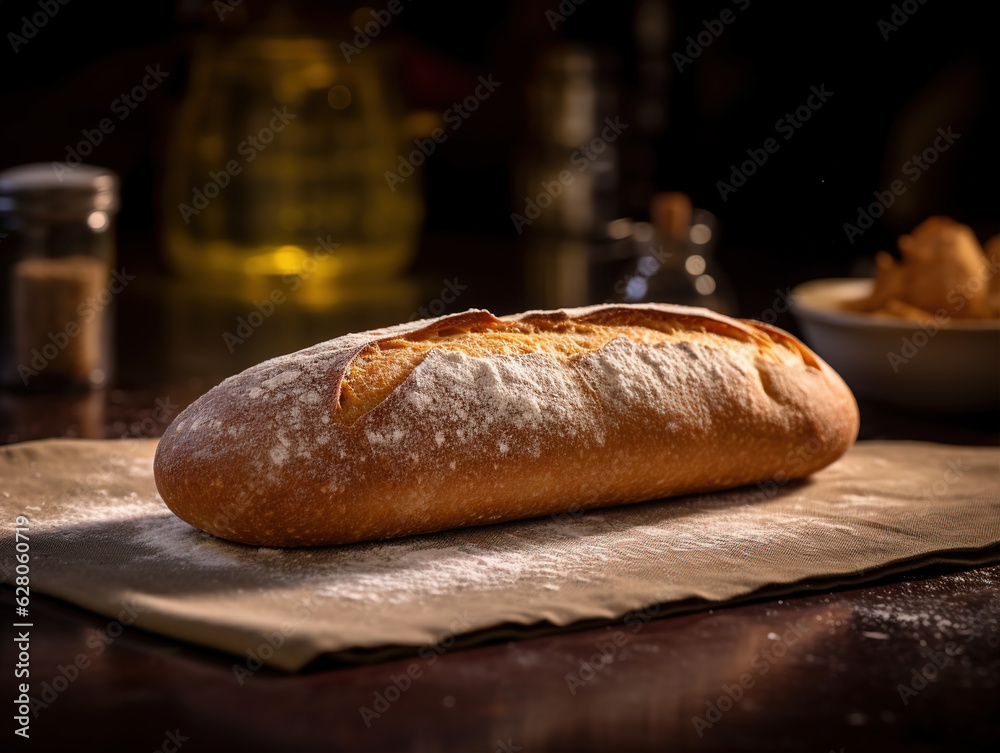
(1, 438), (996, 670)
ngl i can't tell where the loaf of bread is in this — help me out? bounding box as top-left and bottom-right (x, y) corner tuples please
(153, 304), (859, 547)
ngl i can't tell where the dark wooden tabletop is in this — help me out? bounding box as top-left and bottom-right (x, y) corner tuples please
(3, 561), (999, 753)
(1, 279), (998, 753)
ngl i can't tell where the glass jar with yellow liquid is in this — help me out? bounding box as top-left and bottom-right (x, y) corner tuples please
(163, 35), (426, 287)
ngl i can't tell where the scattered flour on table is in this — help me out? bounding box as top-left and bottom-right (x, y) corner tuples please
(24, 453), (931, 607)
(852, 568), (1000, 644)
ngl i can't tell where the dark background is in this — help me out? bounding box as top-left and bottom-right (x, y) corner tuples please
(1, 9), (998, 752)
(1, 0), (996, 323)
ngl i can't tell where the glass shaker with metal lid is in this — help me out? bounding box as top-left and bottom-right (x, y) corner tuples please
(0, 163), (120, 390)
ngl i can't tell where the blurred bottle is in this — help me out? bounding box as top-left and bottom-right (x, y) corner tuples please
(515, 0), (675, 309)
(162, 18), (427, 287)
(612, 192), (736, 314)
(519, 44), (629, 308)
(516, 44), (620, 239)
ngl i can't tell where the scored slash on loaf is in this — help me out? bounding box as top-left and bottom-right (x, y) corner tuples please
(153, 303), (860, 547)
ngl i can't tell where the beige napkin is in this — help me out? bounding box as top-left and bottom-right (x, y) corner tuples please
(0, 438), (996, 671)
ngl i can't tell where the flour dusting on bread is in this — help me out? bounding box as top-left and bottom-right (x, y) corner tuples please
(154, 303), (859, 546)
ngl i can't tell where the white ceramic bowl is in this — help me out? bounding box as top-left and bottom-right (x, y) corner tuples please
(790, 278), (999, 412)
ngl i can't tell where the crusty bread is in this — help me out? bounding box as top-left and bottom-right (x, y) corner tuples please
(153, 303), (859, 547)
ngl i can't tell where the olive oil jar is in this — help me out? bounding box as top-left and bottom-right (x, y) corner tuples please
(162, 35), (425, 287)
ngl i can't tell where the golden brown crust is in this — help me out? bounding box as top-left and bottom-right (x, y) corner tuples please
(337, 306), (815, 424)
(153, 303), (860, 547)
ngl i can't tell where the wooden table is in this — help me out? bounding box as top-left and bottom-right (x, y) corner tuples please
(1, 283), (998, 752)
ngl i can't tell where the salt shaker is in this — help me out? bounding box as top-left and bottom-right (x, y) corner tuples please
(0, 164), (120, 390)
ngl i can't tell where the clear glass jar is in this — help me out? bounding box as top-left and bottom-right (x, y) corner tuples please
(0, 163), (119, 390)
(611, 209), (738, 315)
